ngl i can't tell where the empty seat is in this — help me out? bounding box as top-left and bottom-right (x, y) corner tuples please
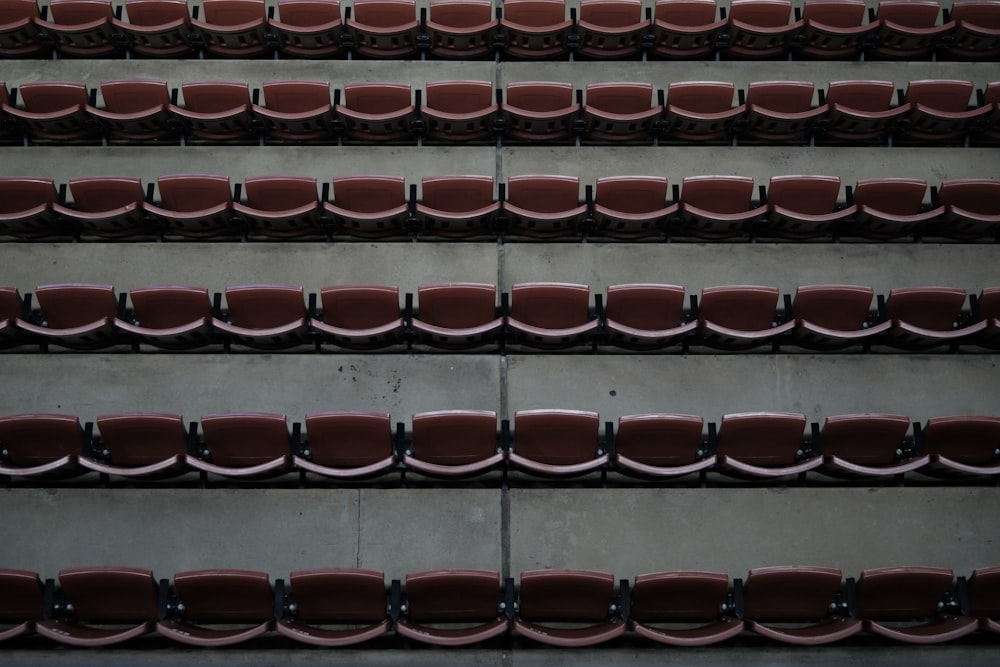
(2, 81), (102, 143)
(409, 282), (503, 348)
(649, 0), (726, 59)
(0, 413), (86, 478)
(740, 81), (827, 143)
(310, 285), (405, 348)
(190, 0), (270, 57)
(505, 282), (599, 348)
(937, 179), (1000, 240)
(87, 79), (179, 143)
(212, 285), (308, 349)
(0, 177), (60, 239)
(697, 285), (794, 349)
(663, 81), (744, 143)
(253, 81), (336, 142)
(295, 411), (397, 479)
(421, 80), (499, 141)
(819, 80), (911, 144)
(743, 566), (861, 645)
(500, 0), (573, 59)
(414, 175), (500, 237)
(35, 0), (121, 57)
(233, 176), (322, 238)
(676, 175), (766, 238)
(276, 569), (389, 645)
(158, 570), (275, 645)
(575, 0), (647, 59)
(16, 283), (120, 349)
(346, 0), (420, 58)
(715, 412), (821, 478)
(173, 81), (257, 143)
(794, 0), (870, 60)
(145, 174), (236, 238)
(883, 287), (985, 349)
(114, 0), (197, 57)
(81, 412), (191, 478)
(582, 82), (663, 142)
(424, 0), (498, 59)
(614, 413), (716, 478)
(870, 0), (949, 59)
(850, 178), (942, 239)
(499, 81), (580, 141)
(0, 286), (24, 345)
(503, 175), (588, 237)
(723, 0), (797, 59)
(591, 177), (678, 239)
(508, 409), (608, 477)
(967, 566), (1000, 633)
(818, 414), (928, 479)
(856, 567), (978, 643)
(514, 570), (625, 646)
(975, 286), (1000, 348)
(52, 176), (149, 238)
(0, 0), (49, 57)
(897, 80), (991, 144)
(396, 570), (509, 645)
(189, 412), (292, 479)
(403, 410), (503, 478)
(0, 569), (44, 642)
(37, 567), (159, 646)
(270, 0), (345, 58)
(115, 285), (214, 349)
(763, 174), (855, 239)
(947, 1), (1000, 60)
(336, 83), (417, 142)
(323, 175), (409, 237)
(603, 284), (696, 349)
(790, 284), (889, 350)
(918, 415), (1000, 478)
(630, 571), (743, 645)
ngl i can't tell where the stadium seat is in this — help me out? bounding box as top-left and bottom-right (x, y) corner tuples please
(52, 176), (149, 238)
(16, 283), (121, 349)
(500, 0), (573, 59)
(946, 1), (1000, 60)
(508, 409), (608, 477)
(310, 285), (405, 348)
(0, 413), (87, 479)
(336, 83), (417, 142)
(789, 284), (889, 350)
(662, 81), (743, 143)
(763, 174), (855, 239)
(173, 81), (257, 143)
(850, 178), (942, 239)
(423, 0), (499, 59)
(649, 0), (725, 59)
(323, 176), (410, 237)
(819, 80), (910, 145)
(723, 0), (797, 59)
(603, 283), (696, 349)
(189, 413), (292, 479)
(715, 411), (820, 478)
(233, 176), (322, 238)
(575, 0), (647, 59)
(115, 286), (215, 349)
(882, 287), (986, 349)
(0, 286), (25, 346)
(2, 81), (103, 143)
(253, 81), (336, 142)
(499, 81), (579, 141)
(505, 282), (599, 348)
(276, 569), (389, 645)
(503, 175), (588, 237)
(869, 0), (949, 59)
(582, 82), (663, 142)
(818, 414), (929, 479)
(395, 570), (509, 644)
(81, 412), (191, 479)
(295, 411), (397, 480)
(0, 0), (50, 57)
(937, 179), (1000, 240)
(413, 175), (501, 238)
(514, 569), (625, 646)
(35, 0), (121, 57)
(740, 80), (827, 143)
(896, 80), (991, 145)
(918, 415), (1000, 478)
(0, 177), (61, 239)
(630, 571), (743, 645)
(86, 79), (179, 143)
(697, 285), (794, 350)
(676, 175), (766, 238)
(212, 285), (309, 349)
(113, 0), (197, 57)
(345, 0), (421, 58)
(420, 80), (499, 141)
(613, 413), (716, 479)
(794, 0), (870, 60)
(270, 0), (345, 58)
(145, 174), (236, 238)
(158, 569), (276, 645)
(591, 176), (677, 238)
(403, 410), (503, 479)
(0, 569), (44, 641)
(409, 282), (504, 348)
(966, 566), (1000, 633)
(190, 0), (270, 57)
(975, 287), (1000, 348)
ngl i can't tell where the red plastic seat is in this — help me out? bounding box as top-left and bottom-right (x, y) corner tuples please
(514, 570), (625, 646)
(2, 81), (102, 143)
(591, 176), (677, 238)
(52, 176), (149, 238)
(850, 178), (942, 239)
(0, 177), (60, 239)
(856, 567), (978, 643)
(310, 285), (405, 348)
(403, 410), (502, 479)
(346, 0), (420, 58)
(213, 285), (309, 349)
(421, 80), (499, 141)
(81, 412), (191, 478)
(676, 175), (766, 238)
(158, 570), (275, 645)
(649, 0), (725, 59)
(276, 569), (389, 645)
(663, 81), (743, 143)
(191, 0), (270, 57)
(0, 569), (44, 641)
(254, 81), (336, 142)
(503, 175), (588, 237)
(790, 284), (888, 350)
(86, 79), (179, 143)
(614, 414), (715, 478)
(114, 0), (197, 57)
(630, 571), (743, 645)
(270, 0), (345, 58)
(819, 414), (929, 479)
(336, 83), (416, 142)
(870, 0), (949, 59)
(897, 80), (991, 144)
(947, 1), (1000, 60)
(145, 174), (236, 238)
(115, 286), (214, 349)
(976, 287), (1000, 348)
(295, 411), (396, 479)
(189, 413), (292, 479)
(233, 176), (322, 238)
(794, 0), (870, 59)
(741, 81), (827, 143)
(424, 0), (498, 59)
(967, 566), (1000, 633)
(396, 570), (509, 645)
(743, 566), (861, 645)
(0, 413), (86, 478)
(919, 415), (1000, 478)
(583, 82), (663, 142)
(500, 0), (573, 59)
(35, 0), (121, 57)
(575, 0), (647, 59)
(410, 282), (503, 348)
(500, 81), (579, 141)
(0, 286), (25, 345)
(715, 412), (821, 478)
(16, 283), (120, 349)
(723, 0), (798, 59)
(323, 175), (409, 237)
(506, 282), (599, 348)
(414, 175), (500, 238)
(819, 80), (911, 144)
(937, 179), (1000, 240)
(764, 174), (855, 239)
(697, 285), (794, 349)
(604, 284), (696, 349)
(37, 567), (159, 646)
(883, 287), (985, 349)
(173, 81), (256, 143)
(0, 0), (49, 57)
(509, 409), (607, 477)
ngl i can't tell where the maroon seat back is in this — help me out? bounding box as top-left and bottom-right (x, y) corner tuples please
(34, 284), (117, 328)
(507, 176), (580, 214)
(856, 567), (955, 619)
(343, 83), (411, 114)
(715, 412), (808, 465)
(615, 414), (704, 465)
(743, 566), (843, 619)
(905, 80), (975, 113)
(655, 0), (719, 26)
(277, 0), (341, 26)
(825, 80), (896, 112)
(17, 82), (89, 113)
(682, 176), (754, 214)
(939, 180), (1000, 215)
(0, 178), (57, 213)
(821, 414), (909, 465)
(262, 81), (331, 113)
(412, 410), (498, 464)
(157, 175), (232, 212)
(0, 414), (83, 465)
(793, 285), (874, 330)
(429, 0), (492, 28)
(699, 286), (780, 331)
(768, 175), (841, 215)
(243, 176), (318, 211)
(101, 80), (169, 112)
(729, 0), (791, 27)
(49, 0), (114, 24)
(129, 286), (212, 329)
(288, 569), (386, 622)
(422, 176), (494, 213)
(631, 571), (729, 621)
(331, 176), (406, 212)
(224, 285), (305, 329)
(580, 0), (641, 27)
(304, 411), (393, 467)
(352, 0), (415, 27)
(97, 413), (188, 464)
(802, 0), (865, 27)
(405, 570), (501, 621)
(172, 570), (274, 622)
(200, 412), (290, 465)
(425, 81), (493, 114)
(0, 569), (44, 622)
(58, 567), (159, 622)
(667, 82), (735, 113)
(125, 0), (191, 26)
(605, 284), (685, 331)
(181, 81), (251, 113)
(886, 287), (966, 331)
(505, 82), (574, 111)
(586, 83), (654, 114)
(518, 570), (614, 620)
(0, 286), (22, 320)
(503, 0), (566, 27)
(67, 177), (145, 212)
(853, 179), (928, 215)
(877, 0), (940, 28)
(920, 415), (1000, 464)
(201, 0), (264, 25)
(514, 409), (600, 465)
(510, 282), (590, 329)
(320, 285), (400, 329)
(416, 283), (496, 328)
(747, 81), (815, 113)
(595, 177), (668, 215)
(968, 567), (1000, 618)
